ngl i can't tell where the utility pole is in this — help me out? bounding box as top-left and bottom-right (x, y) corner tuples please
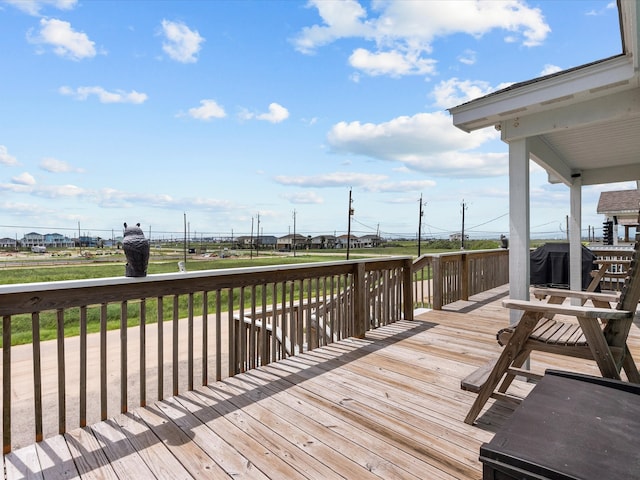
(460, 200), (467, 250)
(250, 216), (254, 259)
(418, 194), (424, 257)
(183, 213), (187, 266)
(256, 212), (260, 257)
(347, 188), (354, 260)
(292, 209), (297, 257)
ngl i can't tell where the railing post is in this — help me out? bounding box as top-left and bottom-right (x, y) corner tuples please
(461, 252), (470, 301)
(403, 259), (414, 320)
(353, 262), (367, 338)
(432, 255), (443, 310)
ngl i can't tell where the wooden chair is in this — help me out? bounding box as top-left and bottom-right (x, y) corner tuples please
(462, 235), (640, 425)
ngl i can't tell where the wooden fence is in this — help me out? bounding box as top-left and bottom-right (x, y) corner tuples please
(0, 257), (413, 453)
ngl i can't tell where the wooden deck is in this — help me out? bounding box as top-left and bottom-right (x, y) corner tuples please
(5, 285), (639, 479)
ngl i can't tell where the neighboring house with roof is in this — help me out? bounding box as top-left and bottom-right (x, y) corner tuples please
(0, 237), (17, 249)
(276, 234), (307, 251)
(44, 233), (74, 248)
(597, 188), (640, 243)
(310, 235), (336, 249)
(21, 232), (44, 247)
(359, 234), (383, 248)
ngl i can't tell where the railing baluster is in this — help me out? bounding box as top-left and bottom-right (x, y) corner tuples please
(100, 304), (107, 420)
(271, 282), (277, 363)
(139, 299), (146, 407)
(306, 279), (312, 351)
(215, 289), (221, 381)
(157, 296), (164, 401)
(289, 281), (296, 356)
(32, 312), (43, 442)
(56, 308), (66, 434)
(227, 287), (235, 377)
(250, 285), (257, 370)
(281, 281), (287, 358)
(120, 301), (127, 413)
(238, 286), (245, 373)
(172, 295), (179, 396)
(261, 284), (268, 366)
(3, 315), (11, 453)
(187, 292), (194, 391)
(202, 291), (208, 386)
(79, 306), (87, 427)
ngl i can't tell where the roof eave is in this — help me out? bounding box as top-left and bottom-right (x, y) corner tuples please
(449, 55), (636, 133)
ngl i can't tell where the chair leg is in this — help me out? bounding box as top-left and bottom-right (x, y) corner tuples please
(623, 345), (640, 383)
(464, 312), (542, 425)
(497, 348), (531, 394)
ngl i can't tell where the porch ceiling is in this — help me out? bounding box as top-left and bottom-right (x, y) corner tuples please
(448, 0), (640, 187)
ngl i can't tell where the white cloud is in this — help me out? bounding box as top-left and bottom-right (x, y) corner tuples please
(326, 111), (504, 177)
(59, 86), (148, 104)
(160, 19), (204, 63)
(0, 145), (18, 166)
(362, 179), (436, 193)
(328, 110), (495, 157)
(1, 183), (86, 198)
(4, 0), (76, 15)
(274, 172), (387, 188)
(186, 99), (226, 120)
(348, 48), (436, 77)
(281, 191), (325, 204)
(293, 0), (550, 78)
(240, 103), (289, 123)
(39, 157), (84, 173)
(458, 49), (477, 66)
(293, 0), (373, 54)
(432, 77), (512, 109)
(11, 172), (36, 185)
(540, 64), (562, 76)
(28, 18), (96, 60)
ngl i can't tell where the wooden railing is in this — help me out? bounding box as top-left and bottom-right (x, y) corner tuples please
(412, 249), (509, 310)
(0, 257), (413, 453)
(589, 246), (635, 292)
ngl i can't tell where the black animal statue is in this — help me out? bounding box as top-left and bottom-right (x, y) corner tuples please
(123, 222), (150, 277)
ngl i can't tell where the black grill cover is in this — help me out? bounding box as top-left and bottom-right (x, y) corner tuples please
(530, 243), (596, 290)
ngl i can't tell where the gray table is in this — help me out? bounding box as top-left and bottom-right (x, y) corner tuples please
(480, 370), (640, 480)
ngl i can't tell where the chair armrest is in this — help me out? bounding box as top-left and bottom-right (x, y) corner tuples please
(532, 287), (619, 303)
(502, 299), (633, 320)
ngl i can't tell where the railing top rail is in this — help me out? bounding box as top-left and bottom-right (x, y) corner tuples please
(412, 248), (507, 270)
(0, 256), (412, 316)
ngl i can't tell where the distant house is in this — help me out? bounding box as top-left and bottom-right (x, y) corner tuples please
(310, 235), (336, 249)
(597, 188), (640, 243)
(449, 233), (469, 242)
(22, 232), (44, 247)
(277, 234), (307, 251)
(256, 235), (277, 249)
(234, 236), (253, 248)
(0, 237), (17, 249)
(335, 234), (360, 249)
(44, 233), (74, 248)
(359, 234), (383, 248)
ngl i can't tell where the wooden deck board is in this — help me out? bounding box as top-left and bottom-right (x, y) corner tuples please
(6, 284), (640, 479)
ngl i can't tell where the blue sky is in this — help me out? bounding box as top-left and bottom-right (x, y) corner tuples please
(0, 0), (631, 242)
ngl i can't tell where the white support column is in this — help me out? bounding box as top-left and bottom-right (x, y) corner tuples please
(569, 176), (583, 302)
(508, 138), (531, 325)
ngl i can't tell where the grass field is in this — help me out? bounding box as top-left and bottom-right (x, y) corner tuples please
(0, 239), (502, 346)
